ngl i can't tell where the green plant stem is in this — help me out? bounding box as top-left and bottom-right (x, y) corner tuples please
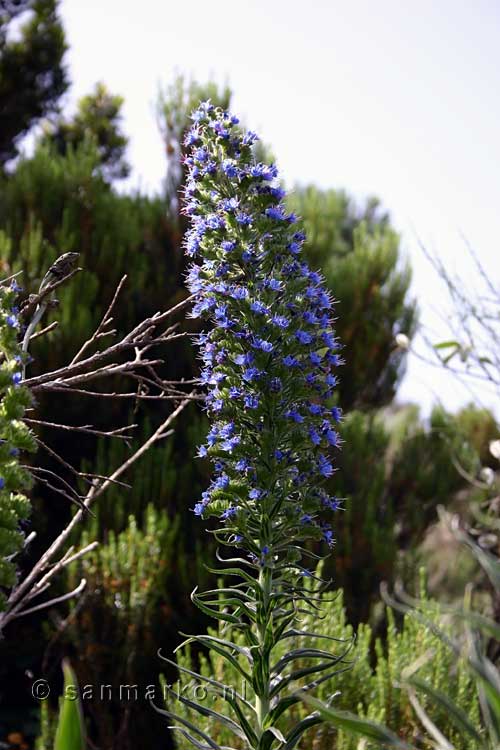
(255, 566), (272, 742)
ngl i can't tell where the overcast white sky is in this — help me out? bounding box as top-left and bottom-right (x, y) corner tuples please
(58, 0), (500, 417)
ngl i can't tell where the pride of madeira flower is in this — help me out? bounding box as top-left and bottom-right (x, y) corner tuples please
(186, 102), (341, 557)
(158, 102), (349, 750)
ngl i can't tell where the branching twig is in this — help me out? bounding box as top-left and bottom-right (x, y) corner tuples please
(0, 266), (198, 636)
(0, 397), (192, 632)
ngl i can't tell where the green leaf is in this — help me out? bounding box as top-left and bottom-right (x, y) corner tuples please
(408, 675), (484, 746)
(301, 695), (415, 749)
(283, 713), (323, 750)
(258, 726), (286, 750)
(54, 660), (85, 750)
(434, 340), (460, 350)
(153, 704), (226, 750)
(272, 647), (347, 675)
(176, 633), (253, 684)
(162, 682), (249, 742)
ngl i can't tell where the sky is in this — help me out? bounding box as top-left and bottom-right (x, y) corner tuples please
(58, 0), (500, 417)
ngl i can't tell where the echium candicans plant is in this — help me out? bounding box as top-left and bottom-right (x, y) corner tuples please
(158, 101), (351, 750)
(0, 278), (35, 611)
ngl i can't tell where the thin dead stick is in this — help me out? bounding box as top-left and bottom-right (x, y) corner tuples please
(23, 294), (193, 391)
(26, 542), (99, 605)
(0, 270), (23, 286)
(13, 579), (88, 620)
(70, 274), (127, 365)
(30, 321), (59, 341)
(36, 386), (201, 400)
(33, 436), (131, 490)
(25, 417), (136, 440)
(29, 468), (90, 514)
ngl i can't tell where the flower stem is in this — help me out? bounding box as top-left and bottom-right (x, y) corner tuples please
(255, 566), (272, 741)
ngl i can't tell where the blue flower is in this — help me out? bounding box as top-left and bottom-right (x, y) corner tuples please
(183, 103), (342, 557)
(242, 130), (259, 145)
(214, 473), (230, 489)
(317, 454), (333, 477)
(285, 409), (303, 423)
(10, 279), (23, 293)
(252, 338), (273, 352)
(308, 402), (322, 415)
(222, 160), (238, 177)
(265, 206), (287, 221)
(244, 394), (259, 409)
(221, 435), (240, 453)
(6, 314), (18, 328)
(323, 529), (335, 547)
(0, 477), (4, 490)
(231, 286), (248, 300)
(250, 300), (268, 315)
(236, 211), (252, 226)
(243, 367), (261, 382)
(271, 315), (289, 329)
(308, 427), (321, 445)
(221, 240), (237, 253)
(12, 372), (22, 386)
(325, 430), (338, 446)
(296, 330), (313, 345)
(330, 406), (342, 422)
(265, 278), (283, 292)
(194, 147), (209, 162)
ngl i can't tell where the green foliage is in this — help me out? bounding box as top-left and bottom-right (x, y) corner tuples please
(63, 504), (204, 748)
(310, 507), (500, 748)
(35, 699), (55, 750)
(0, 279), (35, 611)
(43, 82), (131, 181)
(325, 404), (482, 623)
(290, 186), (417, 411)
(53, 661), (86, 750)
(0, 139), (189, 363)
(169, 570), (479, 750)
(454, 403), (500, 468)
(0, 0), (68, 166)
(67, 502), (180, 640)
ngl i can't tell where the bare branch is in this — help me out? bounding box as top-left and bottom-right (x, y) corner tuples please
(70, 274), (127, 365)
(25, 417), (137, 441)
(0, 397), (191, 631)
(12, 579), (88, 620)
(29, 321), (59, 341)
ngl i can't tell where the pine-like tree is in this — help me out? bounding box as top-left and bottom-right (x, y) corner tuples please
(0, 0), (68, 167)
(43, 82), (131, 181)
